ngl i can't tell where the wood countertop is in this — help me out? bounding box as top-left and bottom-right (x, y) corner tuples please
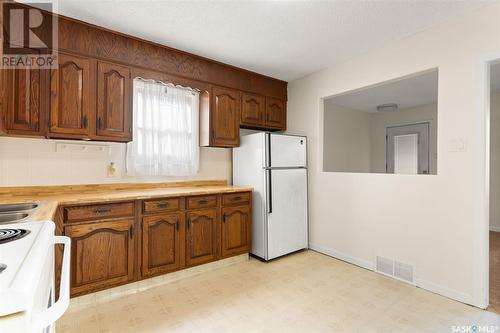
(0, 180), (252, 222)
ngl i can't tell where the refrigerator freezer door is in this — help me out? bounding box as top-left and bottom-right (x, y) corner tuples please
(267, 168), (308, 259)
(269, 134), (307, 168)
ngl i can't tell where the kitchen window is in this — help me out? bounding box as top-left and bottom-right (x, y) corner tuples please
(126, 78), (200, 176)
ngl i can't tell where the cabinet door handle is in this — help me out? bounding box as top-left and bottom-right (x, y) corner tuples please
(187, 218), (191, 230)
(97, 117), (103, 130)
(129, 225), (133, 239)
(82, 115), (88, 128)
(232, 196), (242, 201)
(95, 208), (111, 214)
(157, 202), (169, 208)
(223, 213), (226, 224)
(176, 218), (179, 231)
(198, 200), (208, 205)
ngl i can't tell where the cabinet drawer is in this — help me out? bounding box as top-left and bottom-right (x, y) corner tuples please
(64, 202), (134, 222)
(222, 192), (251, 206)
(143, 197), (181, 214)
(186, 195), (217, 210)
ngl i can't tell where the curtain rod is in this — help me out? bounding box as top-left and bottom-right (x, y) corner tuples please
(134, 77), (201, 93)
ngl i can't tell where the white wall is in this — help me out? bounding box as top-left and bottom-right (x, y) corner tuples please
(287, 4), (500, 308)
(323, 102), (371, 173)
(370, 103), (438, 174)
(0, 137), (232, 186)
(490, 93), (500, 232)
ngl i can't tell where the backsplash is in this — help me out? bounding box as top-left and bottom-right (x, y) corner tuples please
(0, 137), (232, 186)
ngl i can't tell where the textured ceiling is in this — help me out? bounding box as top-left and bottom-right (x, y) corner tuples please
(325, 70), (439, 113)
(53, 0), (494, 81)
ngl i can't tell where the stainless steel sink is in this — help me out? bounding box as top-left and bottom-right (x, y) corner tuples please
(0, 213), (29, 224)
(0, 203), (38, 213)
(0, 203), (38, 224)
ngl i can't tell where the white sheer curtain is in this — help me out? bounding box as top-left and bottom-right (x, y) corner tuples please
(126, 79), (199, 176)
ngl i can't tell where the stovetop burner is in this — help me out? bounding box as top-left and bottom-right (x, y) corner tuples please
(0, 229), (30, 244)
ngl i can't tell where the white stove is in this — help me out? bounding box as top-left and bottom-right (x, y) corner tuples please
(0, 221), (71, 332)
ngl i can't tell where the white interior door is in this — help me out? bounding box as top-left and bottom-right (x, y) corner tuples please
(394, 134), (418, 174)
(386, 122), (430, 174)
(267, 168), (308, 259)
(269, 134), (307, 167)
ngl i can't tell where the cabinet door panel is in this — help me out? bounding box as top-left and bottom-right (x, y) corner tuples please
(97, 62), (131, 141)
(186, 209), (218, 266)
(142, 214), (182, 277)
(211, 86), (240, 147)
(240, 93), (265, 128)
(4, 67), (47, 134)
(65, 219), (135, 296)
(221, 205), (251, 257)
(50, 53), (91, 137)
(265, 97), (286, 130)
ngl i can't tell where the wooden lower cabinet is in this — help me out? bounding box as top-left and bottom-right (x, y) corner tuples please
(221, 205), (251, 257)
(64, 219), (135, 296)
(142, 213), (183, 277)
(185, 208), (219, 266)
(58, 192), (251, 297)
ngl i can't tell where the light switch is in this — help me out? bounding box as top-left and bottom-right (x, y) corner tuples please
(448, 138), (467, 152)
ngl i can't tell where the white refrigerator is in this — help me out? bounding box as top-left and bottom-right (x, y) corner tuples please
(233, 132), (308, 260)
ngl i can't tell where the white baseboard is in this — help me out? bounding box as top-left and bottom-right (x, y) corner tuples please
(490, 225), (500, 233)
(415, 279), (473, 306)
(309, 243), (474, 307)
(309, 243), (374, 271)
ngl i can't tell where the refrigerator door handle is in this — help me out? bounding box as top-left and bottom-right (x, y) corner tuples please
(266, 169), (272, 214)
(265, 132), (271, 168)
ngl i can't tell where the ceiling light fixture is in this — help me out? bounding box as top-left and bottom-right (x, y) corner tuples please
(376, 103), (399, 112)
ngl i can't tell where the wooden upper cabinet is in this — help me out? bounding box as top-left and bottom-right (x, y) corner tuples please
(185, 209), (219, 266)
(221, 205), (251, 258)
(96, 61), (131, 141)
(49, 53), (92, 138)
(2, 66), (48, 135)
(265, 97), (286, 130)
(142, 214), (183, 277)
(240, 93), (265, 128)
(64, 219), (135, 296)
(209, 86), (240, 147)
